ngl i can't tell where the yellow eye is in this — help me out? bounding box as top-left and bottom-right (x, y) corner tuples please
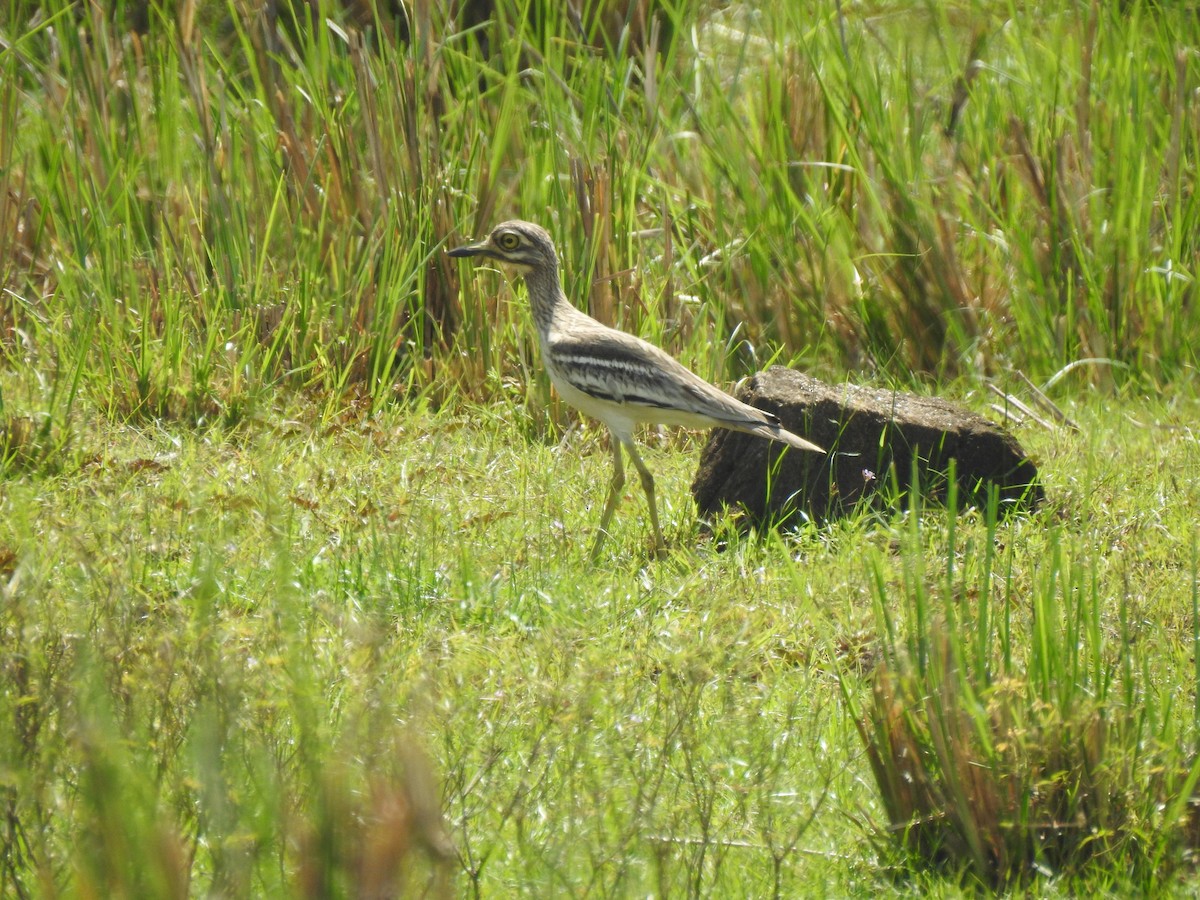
(497, 232), (520, 251)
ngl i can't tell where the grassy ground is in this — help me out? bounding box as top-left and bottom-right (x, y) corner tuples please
(2, 387), (1199, 895)
(2, 0), (1199, 895)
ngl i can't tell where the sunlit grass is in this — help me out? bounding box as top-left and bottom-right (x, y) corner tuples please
(846, 484), (1200, 889)
(1, 388), (1198, 894)
(2, 1), (1196, 439)
(1, 0), (1199, 894)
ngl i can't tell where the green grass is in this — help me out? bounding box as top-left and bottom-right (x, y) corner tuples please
(847, 476), (1200, 890)
(2, 0), (1200, 894)
(3, 388), (1199, 895)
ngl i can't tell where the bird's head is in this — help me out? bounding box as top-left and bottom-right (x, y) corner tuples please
(447, 220), (557, 276)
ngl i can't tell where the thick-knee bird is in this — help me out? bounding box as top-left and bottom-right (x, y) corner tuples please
(449, 220), (825, 557)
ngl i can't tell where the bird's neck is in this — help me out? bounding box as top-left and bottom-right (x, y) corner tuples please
(521, 263), (568, 336)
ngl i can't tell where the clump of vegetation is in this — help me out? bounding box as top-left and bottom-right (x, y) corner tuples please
(846, 486), (1200, 889)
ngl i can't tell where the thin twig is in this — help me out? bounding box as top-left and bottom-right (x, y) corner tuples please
(1013, 370), (1080, 431)
(985, 382), (1056, 432)
(989, 403), (1024, 426)
(1042, 357), (1130, 392)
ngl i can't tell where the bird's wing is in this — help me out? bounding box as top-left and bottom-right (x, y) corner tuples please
(545, 326), (769, 429)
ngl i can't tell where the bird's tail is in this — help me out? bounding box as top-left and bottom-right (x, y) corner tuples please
(740, 420), (825, 454)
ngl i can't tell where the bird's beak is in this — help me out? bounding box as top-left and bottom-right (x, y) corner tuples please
(447, 239), (490, 259)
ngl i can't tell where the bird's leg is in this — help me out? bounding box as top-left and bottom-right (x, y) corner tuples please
(624, 439), (666, 557)
(591, 434), (626, 560)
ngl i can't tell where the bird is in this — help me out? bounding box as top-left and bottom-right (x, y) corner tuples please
(448, 220), (826, 558)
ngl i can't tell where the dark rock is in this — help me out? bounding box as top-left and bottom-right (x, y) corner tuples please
(692, 367), (1044, 528)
